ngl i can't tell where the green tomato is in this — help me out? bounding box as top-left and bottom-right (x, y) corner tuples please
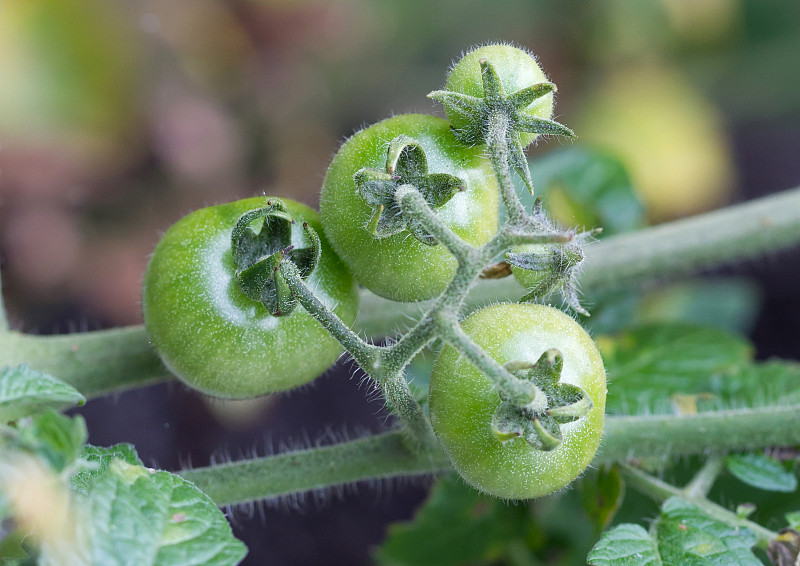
(142, 197), (359, 399)
(444, 44), (554, 148)
(429, 303), (606, 499)
(320, 113), (499, 302)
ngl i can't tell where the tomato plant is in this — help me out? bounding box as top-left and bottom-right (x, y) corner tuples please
(142, 197), (359, 398)
(429, 303), (606, 499)
(320, 113), (499, 302)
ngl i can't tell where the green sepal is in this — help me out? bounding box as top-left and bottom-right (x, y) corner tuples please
(493, 349), (592, 451)
(231, 200), (320, 317)
(353, 135), (464, 245)
(516, 115), (575, 138)
(507, 81), (556, 109)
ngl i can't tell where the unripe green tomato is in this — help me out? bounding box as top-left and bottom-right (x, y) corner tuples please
(142, 197), (359, 399)
(429, 303), (606, 499)
(445, 44), (554, 147)
(320, 114), (499, 302)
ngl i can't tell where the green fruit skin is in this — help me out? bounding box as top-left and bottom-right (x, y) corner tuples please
(143, 197), (359, 399)
(429, 303), (606, 499)
(320, 114), (499, 302)
(445, 44), (554, 147)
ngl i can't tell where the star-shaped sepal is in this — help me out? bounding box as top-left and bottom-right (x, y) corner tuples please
(354, 135), (464, 246)
(428, 58), (575, 195)
(492, 349), (593, 451)
(231, 200), (321, 317)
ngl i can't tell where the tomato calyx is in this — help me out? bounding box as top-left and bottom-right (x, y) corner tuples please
(429, 58), (573, 194)
(231, 199), (321, 317)
(492, 349), (593, 451)
(354, 135), (464, 246)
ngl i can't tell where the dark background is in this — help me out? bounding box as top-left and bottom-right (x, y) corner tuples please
(1, 1), (799, 564)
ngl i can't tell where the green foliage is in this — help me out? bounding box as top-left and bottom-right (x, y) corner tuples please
(0, 364), (85, 422)
(726, 454), (798, 493)
(588, 497), (762, 565)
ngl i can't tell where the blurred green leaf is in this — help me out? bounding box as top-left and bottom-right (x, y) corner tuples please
(602, 323), (753, 414)
(726, 453), (798, 493)
(376, 473), (527, 566)
(16, 411), (87, 472)
(657, 497), (761, 565)
(71, 443), (142, 496)
(637, 279), (762, 335)
(84, 458), (247, 566)
(586, 523), (660, 565)
(0, 364), (85, 423)
(589, 497), (762, 565)
(582, 466), (625, 535)
(520, 147), (645, 236)
(786, 512), (800, 530)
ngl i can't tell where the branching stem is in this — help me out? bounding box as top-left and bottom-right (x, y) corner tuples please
(619, 463), (777, 548)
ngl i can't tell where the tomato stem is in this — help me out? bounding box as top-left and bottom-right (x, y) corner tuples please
(619, 463), (777, 548)
(487, 110), (528, 225)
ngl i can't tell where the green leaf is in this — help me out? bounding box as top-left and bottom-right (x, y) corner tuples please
(517, 147), (645, 237)
(707, 361), (800, 409)
(602, 323), (753, 415)
(590, 498), (763, 565)
(726, 453), (798, 492)
(0, 364), (85, 422)
(16, 411), (87, 472)
(587, 523), (660, 565)
(786, 511), (800, 530)
(71, 443), (141, 496)
(582, 466), (625, 534)
(85, 458), (247, 566)
(636, 279), (762, 335)
(376, 473), (527, 566)
(655, 497), (761, 565)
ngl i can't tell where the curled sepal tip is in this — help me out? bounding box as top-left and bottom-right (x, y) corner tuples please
(493, 349), (592, 451)
(354, 135), (463, 245)
(231, 200), (321, 316)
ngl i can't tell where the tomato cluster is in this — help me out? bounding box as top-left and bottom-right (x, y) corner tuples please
(142, 44), (606, 499)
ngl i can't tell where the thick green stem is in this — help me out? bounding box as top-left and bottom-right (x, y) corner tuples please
(0, 328), (167, 397)
(177, 405), (800, 509)
(598, 404), (800, 463)
(619, 464), (777, 548)
(179, 431), (450, 505)
(581, 187), (800, 293)
(487, 110), (527, 224)
(684, 455), (725, 499)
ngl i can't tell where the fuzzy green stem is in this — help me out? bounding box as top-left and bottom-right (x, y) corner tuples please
(179, 431), (450, 505)
(0, 328), (167, 397)
(280, 261), (435, 448)
(279, 261), (379, 370)
(487, 110), (527, 224)
(435, 311), (546, 409)
(395, 185), (476, 263)
(177, 404), (800, 509)
(581, 187), (800, 293)
(598, 404), (800, 463)
(619, 464), (777, 548)
(684, 455), (725, 499)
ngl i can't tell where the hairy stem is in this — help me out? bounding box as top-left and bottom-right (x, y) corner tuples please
(395, 185), (476, 263)
(619, 464), (777, 548)
(179, 431), (450, 505)
(487, 110), (527, 224)
(435, 311), (546, 409)
(581, 187), (800, 293)
(0, 328), (167, 397)
(684, 455), (725, 499)
(178, 404), (800, 510)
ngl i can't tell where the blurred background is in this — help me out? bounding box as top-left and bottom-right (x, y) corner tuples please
(1, 1), (799, 564)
